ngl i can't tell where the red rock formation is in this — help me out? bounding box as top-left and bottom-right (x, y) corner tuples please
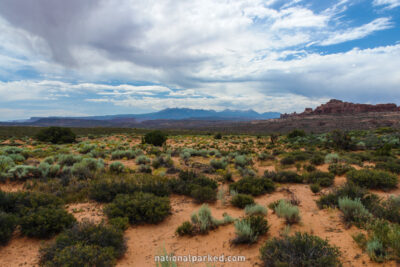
(281, 99), (400, 118)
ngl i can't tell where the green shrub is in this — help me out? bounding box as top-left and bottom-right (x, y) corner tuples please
(176, 221), (194, 236)
(39, 222), (126, 267)
(0, 155), (15, 173)
(210, 158), (228, 170)
(89, 175), (170, 203)
(310, 154), (325, 165)
(20, 206), (76, 238)
(260, 232), (341, 267)
(287, 129), (306, 138)
(138, 164), (152, 173)
(0, 212), (17, 245)
(234, 155), (251, 168)
(190, 185), (216, 203)
(152, 154), (173, 169)
(190, 204), (233, 234)
(338, 197), (372, 227)
(280, 156), (295, 165)
(346, 169), (398, 190)
(58, 154), (82, 166)
(328, 163), (354, 175)
(109, 217), (129, 231)
(36, 127), (76, 144)
(375, 159), (400, 174)
(8, 165), (41, 181)
(111, 149), (139, 160)
(104, 193), (171, 225)
(329, 130), (353, 150)
(231, 194), (255, 209)
(316, 183), (370, 209)
(143, 131), (167, 146)
(232, 215), (269, 244)
(307, 182), (319, 192)
(109, 162), (125, 174)
(229, 177), (275, 196)
(305, 171), (335, 187)
(245, 204), (267, 216)
(71, 158), (104, 180)
(136, 155), (150, 165)
(214, 133), (222, 139)
(325, 153), (340, 164)
(274, 200), (300, 225)
(271, 171), (303, 184)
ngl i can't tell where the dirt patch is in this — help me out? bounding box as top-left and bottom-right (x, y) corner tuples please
(66, 202), (106, 224)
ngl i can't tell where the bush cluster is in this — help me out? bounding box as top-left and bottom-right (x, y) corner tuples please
(104, 192), (171, 225)
(273, 199), (301, 225)
(168, 171), (217, 203)
(232, 215), (269, 244)
(39, 222), (126, 267)
(260, 232), (341, 267)
(230, 194), (254, 209)
(305, 171), (335, 187)
(346, 169), (398, 190)
(229, 177), (275, 196)
(142, 131), (167, 146)
(35, 127), (76, 144)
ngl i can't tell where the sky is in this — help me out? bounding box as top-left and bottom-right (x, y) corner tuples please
(0, 0), (399, 120)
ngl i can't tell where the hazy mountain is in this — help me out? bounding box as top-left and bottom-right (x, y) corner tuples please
(24, 108), (280, 122)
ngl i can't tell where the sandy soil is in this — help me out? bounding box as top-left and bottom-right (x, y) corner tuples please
(117, 184), (395, 267)
(66, 202), (106, 224)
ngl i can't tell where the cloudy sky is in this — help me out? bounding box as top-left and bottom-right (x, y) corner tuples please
(0, 0), (399, 120)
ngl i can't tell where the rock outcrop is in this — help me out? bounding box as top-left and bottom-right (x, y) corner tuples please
(281, 99), (400, 118)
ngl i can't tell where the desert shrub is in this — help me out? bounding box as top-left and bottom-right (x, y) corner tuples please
(111, 149), (139, 160)
(258, 152), (274, 161)
(316, 183), (370, 209)
(36, 127), (76, 144)
(0, 155), (15, 173)
(245, 204), (268, 216)
(214, 133), (222, 139)
(310, 183), (321, 193)
(0, 212), (17, 245)
(338, 197), (372, 227)
(310, 154), (325, 165)
(346, 169), (398, 190)
(143, 130), (167, 146)
(328, 163), (354, 175)
(231, 194), (255, 209)
(234, 155), (251, 168)
(304, 164), (316, 172)
(280, 156), (295, 165)
(305, 171), (335, 187)
(210, 158), (228, 170)
(375, 159), (400, 174)
(229, 177), (275, 196)
(104, 192), (171, 225)
(71, 158), (104, 180)
(287, 129), (306, 138)
(328, 130), (353, 150)
(260, 232), (341, 267)
(371, 196), (400, 224)
(168, 171), (217, 202)
(8, 165), (41, 181)
(89, 175), (170, 202)
(20, 206), (76, 238)
(272, 171), (303, 184)
(137, 164), (152, 173)
(109, 162), (125, 174)
(152, 154), (173, 169)
(325, 153), (340, 164)
(190, 204), (233, 234)
(58, 154), (82, 167)
(190, 185), (217, 203)
(274, 200), (301, 225)
(232, 215), (269, 244)
(176, 221), (194, 236)
(39, 222), (126, 267)
(136, 155), (150, 165)
(108, 217), (129, 231)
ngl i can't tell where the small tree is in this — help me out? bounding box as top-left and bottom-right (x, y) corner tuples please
(270, 133), (279, 145)
(142, 131), (167, 146)
(35, 127), (76, 144)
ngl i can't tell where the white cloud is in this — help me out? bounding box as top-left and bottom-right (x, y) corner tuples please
(373, 0), (400, 9)
(319, 17), (393, 46)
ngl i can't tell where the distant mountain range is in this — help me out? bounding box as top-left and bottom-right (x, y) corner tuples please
(1, 108), (280, 127)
